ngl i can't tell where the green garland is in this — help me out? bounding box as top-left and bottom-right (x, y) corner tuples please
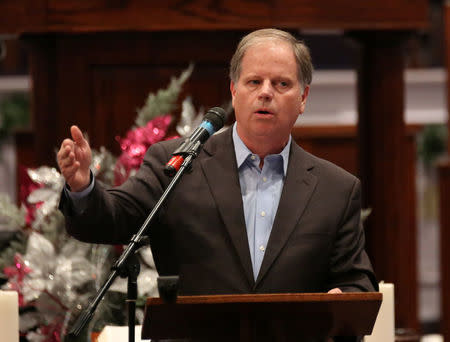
(0, 93), (30, 140)
(134, 64), (193, 127)
(418, 124), (448, 169)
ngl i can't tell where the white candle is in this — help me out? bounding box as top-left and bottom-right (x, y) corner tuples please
(98, 325), (149, 342)
(0, 290), (19, 342)
(365, 282), (395, 342)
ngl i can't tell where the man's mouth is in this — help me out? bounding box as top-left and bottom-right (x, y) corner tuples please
(255, 110), (273, 115)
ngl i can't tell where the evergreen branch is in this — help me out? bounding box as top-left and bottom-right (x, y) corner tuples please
(0, 193), (26, 230)
(0, 231), (27, 270)
(134, 64), (194, 127)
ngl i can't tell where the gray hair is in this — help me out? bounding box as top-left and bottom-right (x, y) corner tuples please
(229, 28), (313, 90)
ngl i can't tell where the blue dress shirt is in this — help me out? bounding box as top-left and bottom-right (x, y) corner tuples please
(232, 124), (290, 280)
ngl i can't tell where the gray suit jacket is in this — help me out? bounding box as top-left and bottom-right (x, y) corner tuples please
(60, 127), (377, 295)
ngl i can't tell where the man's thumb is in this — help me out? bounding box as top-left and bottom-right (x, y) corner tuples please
(70, 125), (88, 147)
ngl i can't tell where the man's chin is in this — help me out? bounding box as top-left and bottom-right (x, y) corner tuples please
(250, 128), (288, 144)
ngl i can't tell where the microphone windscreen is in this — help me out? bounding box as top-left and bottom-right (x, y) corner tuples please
(204, 107), (226, 131)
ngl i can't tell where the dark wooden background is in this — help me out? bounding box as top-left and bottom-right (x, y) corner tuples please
(0, 0), (431, 337)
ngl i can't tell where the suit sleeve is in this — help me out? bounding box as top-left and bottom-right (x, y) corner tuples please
(327, 178), (378, 292)
(58, 141), (171, 245)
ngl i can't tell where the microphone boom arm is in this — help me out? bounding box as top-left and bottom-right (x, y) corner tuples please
(68, 141), (203, 337)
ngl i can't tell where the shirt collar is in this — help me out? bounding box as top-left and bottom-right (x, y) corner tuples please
(232, 123), (291, 175)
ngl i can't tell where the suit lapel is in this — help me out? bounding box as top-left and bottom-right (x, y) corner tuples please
(200, 128), (255, 287)
(255, 143), (318, 287)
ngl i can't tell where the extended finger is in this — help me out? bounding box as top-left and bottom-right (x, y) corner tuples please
(70, 125), (88, 147)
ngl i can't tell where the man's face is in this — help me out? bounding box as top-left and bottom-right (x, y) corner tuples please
(230, 40), (309, 150)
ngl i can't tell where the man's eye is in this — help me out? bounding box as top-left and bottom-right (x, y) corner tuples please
(249, 80), (260, 85)
(279, 81), (288, 87)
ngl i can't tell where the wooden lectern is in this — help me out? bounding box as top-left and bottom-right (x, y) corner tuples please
(142, 293), (382, 341)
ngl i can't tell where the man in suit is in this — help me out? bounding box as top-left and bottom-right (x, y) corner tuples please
(58, 29), (377, 296)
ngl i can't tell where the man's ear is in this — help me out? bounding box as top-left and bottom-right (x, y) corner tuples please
(230, 81), (236, 107)
(299, 85), (310, 115)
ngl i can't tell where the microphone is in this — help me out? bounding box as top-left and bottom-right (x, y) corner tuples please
(164, 107), (226, 176)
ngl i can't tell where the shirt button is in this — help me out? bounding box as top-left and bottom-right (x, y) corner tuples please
(262, 177), (267, 182)
(251, 155), (256, 160)
(259, 245), (265, 252)
(261, 211), (266, 217)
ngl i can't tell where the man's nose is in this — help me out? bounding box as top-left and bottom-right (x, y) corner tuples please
(258, 81), (273, 101)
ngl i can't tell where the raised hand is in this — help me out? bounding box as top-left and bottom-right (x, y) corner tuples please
(57, 125), (92, 192)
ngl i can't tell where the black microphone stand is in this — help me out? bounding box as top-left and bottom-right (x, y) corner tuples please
(68, 141), (203, 341)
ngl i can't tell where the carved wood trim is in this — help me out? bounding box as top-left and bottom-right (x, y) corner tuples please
(0, 0), (429, 34)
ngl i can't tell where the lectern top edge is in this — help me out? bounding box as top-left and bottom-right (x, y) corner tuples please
(146, 292), (382, 306)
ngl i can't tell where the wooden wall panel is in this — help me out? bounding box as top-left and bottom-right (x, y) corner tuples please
(292, 125), (419, 177)
(0, 40), (28, 75)
(354, 31), (419, 332)
(0, 0), (428, 34)
(90, 65), (230, 155)
(91, 67), (158, 155)
(275, 0), (427, 29)
(22, 32), (238, 167)
(26, 37), (58, 167)
(293, 126), (357, 174)
(0, 0), (46, 34)
(43, 0), (430, 33)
